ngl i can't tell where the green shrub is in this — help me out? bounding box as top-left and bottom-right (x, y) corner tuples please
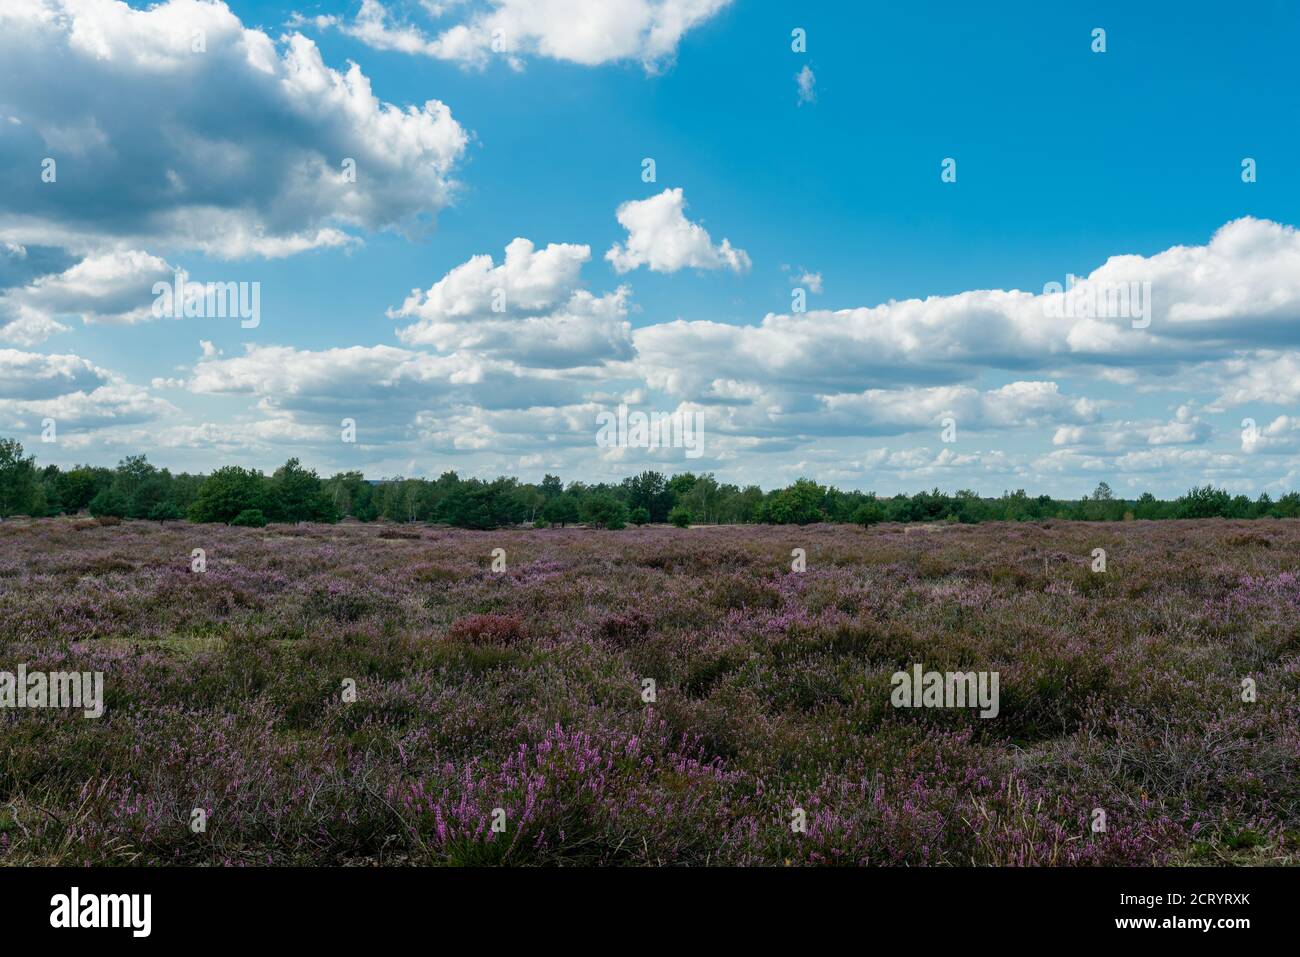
(88, 487), (128, 518)
(148, 501), (184, 522)
(852, 499), (885, 527)
(230, 509), (268, 527)
(581, 494), (628, 529)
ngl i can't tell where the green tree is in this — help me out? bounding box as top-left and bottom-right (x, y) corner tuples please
(436, 478), (525, 529)
(270, 458), (336, 523)
(88, 486), (129, 518)
(188, 467), (269, 523)
(668, 505), (692, 528)
(322, 471), (378, 521)
(540, 474), (564, 500)
(759, 478), (827, 525)
(1133, 491), (1163, 520)
(0, 438), (38, 518)
(56, 467), (99, 513)
(622, 470), (674, 522)
(1175, 484), (1232, 519)
(581, 493), (628, 529)
(127, 476), (170, 520)
(853, 497), (885, 527)
(543, 493), (580, 527)
(148, 501), (184, 522)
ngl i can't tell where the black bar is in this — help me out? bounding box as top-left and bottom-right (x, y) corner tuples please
(0, 866), (1282, 942)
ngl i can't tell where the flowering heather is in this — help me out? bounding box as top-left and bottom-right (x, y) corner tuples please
(0, 517), (1296, 866)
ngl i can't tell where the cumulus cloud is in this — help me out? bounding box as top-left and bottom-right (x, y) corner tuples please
(1242, 415), (1300, 455)
(298, 0), (732, 71)
(188, 343), (456, 405)
(606, 188), (750, 274)
(0, 0), (468, 258)
(3, 381), (178, 431)
(1052, 405), (1211, 450)
(0, 249), (178, 345)
(820, 381), (1102, 436)
(392, 237), (589, 322)
(0, 348), (174, 434)
(184, 341), (595, 426)
(676, 380), (1099, 447)
(390, 237), (634, 366)
(0, 242), (77, 290)
(1035, 446), (1242, 478)
(17, 214), (1300, 494)
(0, 349), (109, 400)
(631, 217), (1300, 400)
(1210, 353), (1300, 409)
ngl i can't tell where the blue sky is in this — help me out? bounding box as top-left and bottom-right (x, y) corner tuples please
(2, 0), (1299, 496)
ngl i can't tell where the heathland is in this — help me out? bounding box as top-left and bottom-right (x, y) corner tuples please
(0, 518), (1295, 865)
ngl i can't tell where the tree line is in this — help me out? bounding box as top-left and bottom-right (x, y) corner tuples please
(2, 438), (1297, 529)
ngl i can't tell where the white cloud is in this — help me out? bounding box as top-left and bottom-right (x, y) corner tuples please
(796, 64), (815, 104)
(0, 348), (174, 432)
(12, 214), (1300, 495)
(0, 0), (468, 258)
(3, 381), (178, 431)
(606, 188), (750, 274)
(0, 349), (109, 400)
(1210, 353), (1300, 409)
(795, 270), (822, 294)
(690, 380), (1100, 442)
(390, 237), (635, 367)
(632, 218), (1300, 400)
(393, 237), (589, 323)
(1243, 415), (1300, 455)
(299, 0), (732, 71)
(0, 309), (69, 347)
(0, 250), (176, 345)
(1052, 405), (1211, 450)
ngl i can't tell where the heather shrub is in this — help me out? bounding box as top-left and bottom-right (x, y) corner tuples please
(711, 574), (782, 611)
(1, 519), (1296, 866)
(446, 613), (527, 646)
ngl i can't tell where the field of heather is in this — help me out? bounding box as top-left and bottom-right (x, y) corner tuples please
(0, 518), (1296, 866)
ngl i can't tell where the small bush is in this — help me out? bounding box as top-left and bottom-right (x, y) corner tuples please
(148, 502), (184, 522)
(88, 488), (128, 518)
(853, 499), (885, 527)
(446, 613), (527, 646)
(230, 509), (268, 527)
(669, 506), (692, 528)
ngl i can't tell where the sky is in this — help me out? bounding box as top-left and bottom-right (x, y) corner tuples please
(1, 0), (1299, 497)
